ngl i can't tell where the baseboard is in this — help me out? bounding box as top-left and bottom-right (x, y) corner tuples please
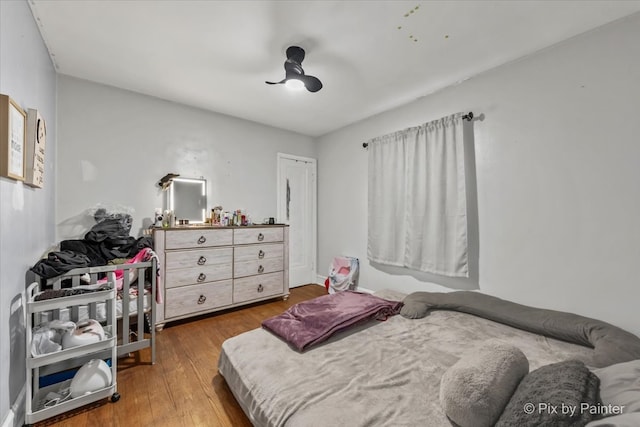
(1, 409), (14, 427)
(314, 275), (374, 294)
(291, 282), (325, 289)
(4, 386), (26, 427)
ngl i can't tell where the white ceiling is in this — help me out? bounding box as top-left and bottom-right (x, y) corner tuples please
(29, 0), (640, 137)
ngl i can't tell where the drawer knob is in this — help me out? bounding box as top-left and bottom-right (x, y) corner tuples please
(258, 250), (265, 259)
(257, 233), (264, 241)
(197, 295), (207, 304)
(197, 256), (207, 265)
(257, 284), (264, 293)
(197, 273), (207, 282)
(258, 265), (264, 274)
(197, 235), (207, 244)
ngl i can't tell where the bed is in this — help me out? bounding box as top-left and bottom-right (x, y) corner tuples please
(218, 289), (640, 427)
(30, 259), (158, 363)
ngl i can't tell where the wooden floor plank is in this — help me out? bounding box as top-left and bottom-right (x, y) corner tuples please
(33, 284), (325, 427)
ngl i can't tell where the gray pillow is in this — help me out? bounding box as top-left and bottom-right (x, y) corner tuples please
(586, 413), (640, 427)
(399, 299), (430, 319)
(496, 360), (601, 427)
(401, 291), (640, 367)
(439, 340), (529, 427)
(592, 359), (640, 414)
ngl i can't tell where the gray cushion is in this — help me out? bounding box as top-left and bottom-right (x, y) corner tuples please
(439, 340), (529, 427)
(401, 291), (640, 368)
(586, 413), (640, 427)
(495, 360), (601, 427)
(592, 359), (640, 413)
(399, 299), (430, 318)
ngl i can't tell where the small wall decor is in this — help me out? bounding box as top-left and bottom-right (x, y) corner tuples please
(25, 108), (46, 188)
(0, 94), (27, 181)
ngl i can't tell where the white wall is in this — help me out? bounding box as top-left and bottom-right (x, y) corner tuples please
(56, 76), (316, 239)
(0, 1), (57, 425)
(317, 13), (640, 337)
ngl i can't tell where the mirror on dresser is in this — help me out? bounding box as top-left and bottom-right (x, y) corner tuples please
(169, 177), (207, 223)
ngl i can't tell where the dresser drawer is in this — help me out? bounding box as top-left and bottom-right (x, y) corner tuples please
(165, 228), (233, 250)
(234, 256), (283, 278)
(234, 227), (283, 245)
(165, 264), (233, 289)
(166, 247), (232, 270)
(233, 272), (284, 303)
(165, 280), (232, 318)
(234, 243), (283, 263)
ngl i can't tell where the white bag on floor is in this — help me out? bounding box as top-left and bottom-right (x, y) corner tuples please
(325, 256), (359, 294)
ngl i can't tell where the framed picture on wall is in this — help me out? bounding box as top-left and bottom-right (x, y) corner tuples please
(0, 94), (27, 181)
(25, 108), (46, 188)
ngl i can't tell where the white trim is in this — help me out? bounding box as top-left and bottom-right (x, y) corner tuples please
(307, 282), (326, 289)
(2, 384), (24, 427)
(290, 282), (320, 288)
(315, 274), (374, 294)
(276, 152), (317, 164)
(1, 410), (14, 427)
(277, 153), (318, 284)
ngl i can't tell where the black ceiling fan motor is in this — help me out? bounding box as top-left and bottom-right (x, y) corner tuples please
(266, 46), (323, 93)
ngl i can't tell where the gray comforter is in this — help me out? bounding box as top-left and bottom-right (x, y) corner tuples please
(218, 290), (596, 427)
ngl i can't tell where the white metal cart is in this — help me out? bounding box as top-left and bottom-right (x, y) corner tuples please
(24, 282), (119, 425)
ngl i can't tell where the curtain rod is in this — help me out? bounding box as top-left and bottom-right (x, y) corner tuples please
(362, 111), (474, 148)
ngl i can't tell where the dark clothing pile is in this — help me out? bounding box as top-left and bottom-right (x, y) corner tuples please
(31, 215), (153, 279)
(60, 219), (152, 266)
(34, 286), (109, 301)
(30, 251), (92, 279)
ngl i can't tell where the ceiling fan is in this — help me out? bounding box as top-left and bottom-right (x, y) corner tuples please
(266, 46), (323, 93)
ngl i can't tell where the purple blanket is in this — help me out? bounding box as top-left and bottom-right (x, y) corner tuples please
(262, 291), (403, 351)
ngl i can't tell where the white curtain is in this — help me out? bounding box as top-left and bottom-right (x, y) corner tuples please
(367, 113), (468, 277)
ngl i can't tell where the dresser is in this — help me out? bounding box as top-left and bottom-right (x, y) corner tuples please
(153, 225), (289, 329)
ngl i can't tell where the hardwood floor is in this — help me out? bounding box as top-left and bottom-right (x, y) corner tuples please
(34, 284), (327, 427)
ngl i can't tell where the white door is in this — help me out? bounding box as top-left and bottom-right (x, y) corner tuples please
(277, 153), (316, 287)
